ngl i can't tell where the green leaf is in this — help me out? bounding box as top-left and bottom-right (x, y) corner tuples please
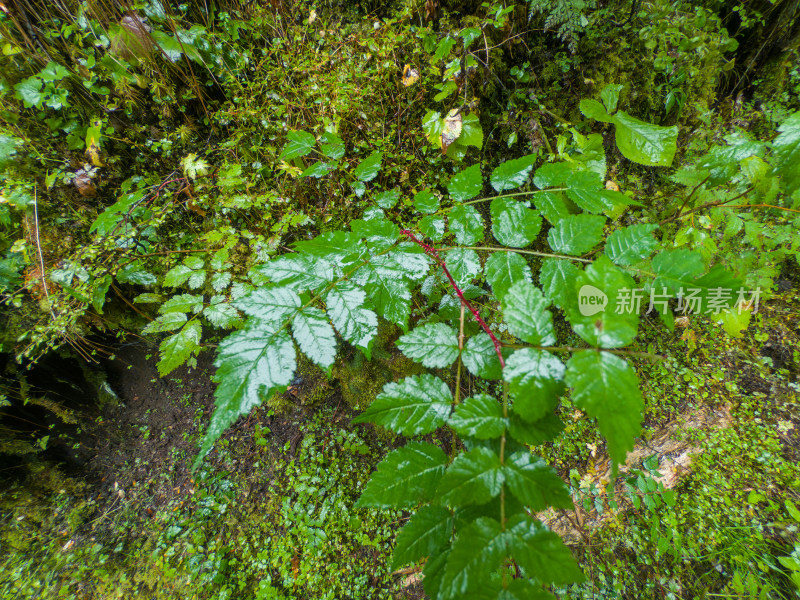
(490, 198), (542, 248)
(507, 411), (564, 445)
(501, 280), (555, 345)
(397, 322), (459, 368)
(375, 188), (400, 209)
(203, 300), (241, 329)
(356, 442), (448, 508)
(538, 258), (581, 310)
(534, 162), (573, 188)
(612, 110), (678, 167)
(650, 249), (704, 294)
(444, 248), (481, 286)
(292, 307), (337, 372)
(565, 256), (639, 348)
(236, 286), (300, 322)
(257, 255), (333, 291)
(40, 61), (70, 81)
(547, 214), (606, 255)
(484, 252), (531, 300)
(436, 447), (504, 507)
(423, 110), (444, 147)
(440, 515), (583, 598)
(354, 151), (383, 182)
(420, 215), (446, 242)
(142, 311), (188, 334)
(280, 130), (316, 160)
(448, 164), (483, 201)
(151, 30), (183, 60)
(14, 77), (44, 108)
(600, 84), (624, 113)
(566, 350), (643, 465)
(504, 451), (572, 510)
(319, 131), (345, 159)
(356, 261), (412, 330)
(448, 204), (484, 245)
(325, 283), (378, 356)
(535, 191), (572, 225)
(159, 293), (204, 315)
(579, 99), (614, 123)
(300, 160), (337, 178)
(392, 506), (454, 569)
(503, 349), (565, 422)
(116, 264), (157, 287)
(605, 224), (659, 266)
(353, 374), (452, 435)
(164, 264), (194, 287)
(414, 189), (440, 214)
(351, 218), (400, 250)
(157, 321), (202, 377)
(461, 334), (504, 380)
(565, 171), (616, 213)
(490, 155), (537, 192)
(459, 113), (483, 148)
(449, 394), (505, 439)
(771, 111), (800, 194)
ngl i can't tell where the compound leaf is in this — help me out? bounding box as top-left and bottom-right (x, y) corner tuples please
(503, 451), (571, 510)
(436, 447), (504, 507)
(292, 307), (337, 372)
(605, 224), (659, 266)
(392, 506), (455, 569)
(448, 164), (483, 201)
(157, 321), (202, 377)
(484, 251), (531, 300)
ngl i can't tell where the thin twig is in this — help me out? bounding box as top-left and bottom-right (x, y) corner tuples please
(32, 186), (56, 319)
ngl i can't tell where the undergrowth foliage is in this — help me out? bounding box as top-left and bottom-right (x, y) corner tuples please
(187, 83), (800, 597)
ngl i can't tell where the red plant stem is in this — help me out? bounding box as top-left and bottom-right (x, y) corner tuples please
(402, 230), (505, 368)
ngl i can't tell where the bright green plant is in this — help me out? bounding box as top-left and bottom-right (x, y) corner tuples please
(184, 89), (792, 597)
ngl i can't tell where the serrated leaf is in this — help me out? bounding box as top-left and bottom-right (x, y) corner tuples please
(356, 264), (412, 330)
(535, 190), (572, 225)
(354, 151), (382, 182)
(579, 98), (614, 123)
(613, 110), (678, 167)
(292, 307), (337, 372)
(490, 198), (542, 248)
(397, 322), (459, 368)
(210, 271), (232, 292)
(771, 111), (800, 194)
(159, 293), (204, 315)
(605, 224), (659, 266)
(323, 283), (377, 356)
(235, 286), (300, 322)
(414, 189), (440, 214)
(443, 248), (481, 286)
(501, 280), (555, 345)
(420, 215), (446, 241)
(565, 256), (639, 348)
(142, 311), (188, 334)
(440, 515), (583, 598)
(375, 188), (401, 209)
(157, 321), (202, 377)
(257, 255), (334, 291)
(538, 258), (581, 310)
(392, 506), (454, 569)
(280, 130), (316, 160)
(448, 204), (484, 245)
(203, 301), (241, 329)
(490, 155), (537, 192)
(197, 322), (296, 466)
(504, 451), (571, 510)
(351, 217), (400, 250)
(449, 394), (505, 439)
(566, 350), (643, 465)
(319, 131), (345, 159)
(436, 447), (504, 507)
(300, 160), (337, 178)
(164, 264), (194, 287)
(485, 252), (531, 300)
(565, 171), (615, 213)
(600, 84), (624, 113)
(507, 411), (564, 445)
(547, 214), (606, 255)
(448, 164), (483, 201)
(503, 349), (565, 422)
(534, 162), (574, 188)
(187, 270), (206, 289)
(356, 442), (448, 508)
(461, 334), (504, 380)
(650, 249), (705, 294)
(14, 77), (44, 108)
(459, 113), (483, 149)
(353, 374), (452, 435)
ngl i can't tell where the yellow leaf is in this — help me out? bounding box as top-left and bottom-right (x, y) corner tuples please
(85, 142), (104, 167)
(440, 109), (462, 153)
(402, 64), (419, 87)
